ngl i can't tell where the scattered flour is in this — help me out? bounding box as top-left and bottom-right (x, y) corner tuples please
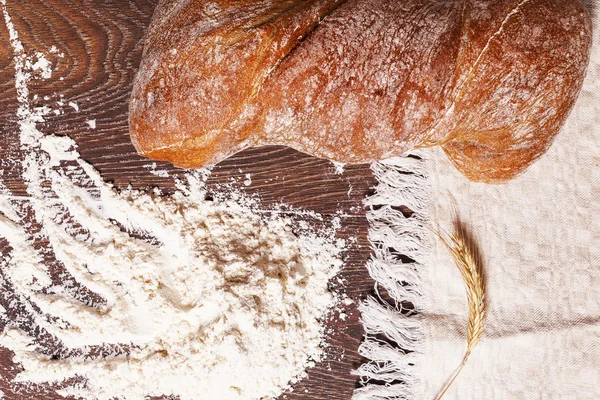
(332, 161), (345, 175)
(49, 46), (64, 58)
(68, 101), (79, 112)
(143, 161), (170, 177)
(31, 52), (52, 79)
(0, 3), (346, 400)
(244, 173), (252, 186)
(86, 119), (96, 129)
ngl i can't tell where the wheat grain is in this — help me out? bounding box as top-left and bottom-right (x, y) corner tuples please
(434, 219), (487, 400)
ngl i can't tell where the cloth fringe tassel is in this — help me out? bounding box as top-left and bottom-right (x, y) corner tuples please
(353, 152), (430, 400)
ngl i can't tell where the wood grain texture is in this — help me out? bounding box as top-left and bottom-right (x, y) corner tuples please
(0, 1), (385, 399)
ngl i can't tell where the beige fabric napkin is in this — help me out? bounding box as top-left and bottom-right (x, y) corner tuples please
(420, 4), (600, 399)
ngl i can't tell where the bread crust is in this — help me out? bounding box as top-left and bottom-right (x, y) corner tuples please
(129, 0), (592, 183)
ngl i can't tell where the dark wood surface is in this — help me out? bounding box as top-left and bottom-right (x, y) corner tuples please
(0, 1), (380, 399)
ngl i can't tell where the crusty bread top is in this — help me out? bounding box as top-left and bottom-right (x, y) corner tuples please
(129, 0), (591, 183)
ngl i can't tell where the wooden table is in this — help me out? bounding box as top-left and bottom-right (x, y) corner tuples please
(0, 1), (379, 398)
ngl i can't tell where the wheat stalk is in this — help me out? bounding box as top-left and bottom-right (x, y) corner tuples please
(434, 219), (487, 400)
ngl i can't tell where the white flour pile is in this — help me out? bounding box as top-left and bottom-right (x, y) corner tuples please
(0, 2), (345, 399)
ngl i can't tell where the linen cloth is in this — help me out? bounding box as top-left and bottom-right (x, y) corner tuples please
(420, 4), (600, 399)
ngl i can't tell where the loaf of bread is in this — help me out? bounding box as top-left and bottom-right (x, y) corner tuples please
(129, 0), (591, 183)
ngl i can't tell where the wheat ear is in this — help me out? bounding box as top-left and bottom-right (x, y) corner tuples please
(434, 220), (487, 400)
